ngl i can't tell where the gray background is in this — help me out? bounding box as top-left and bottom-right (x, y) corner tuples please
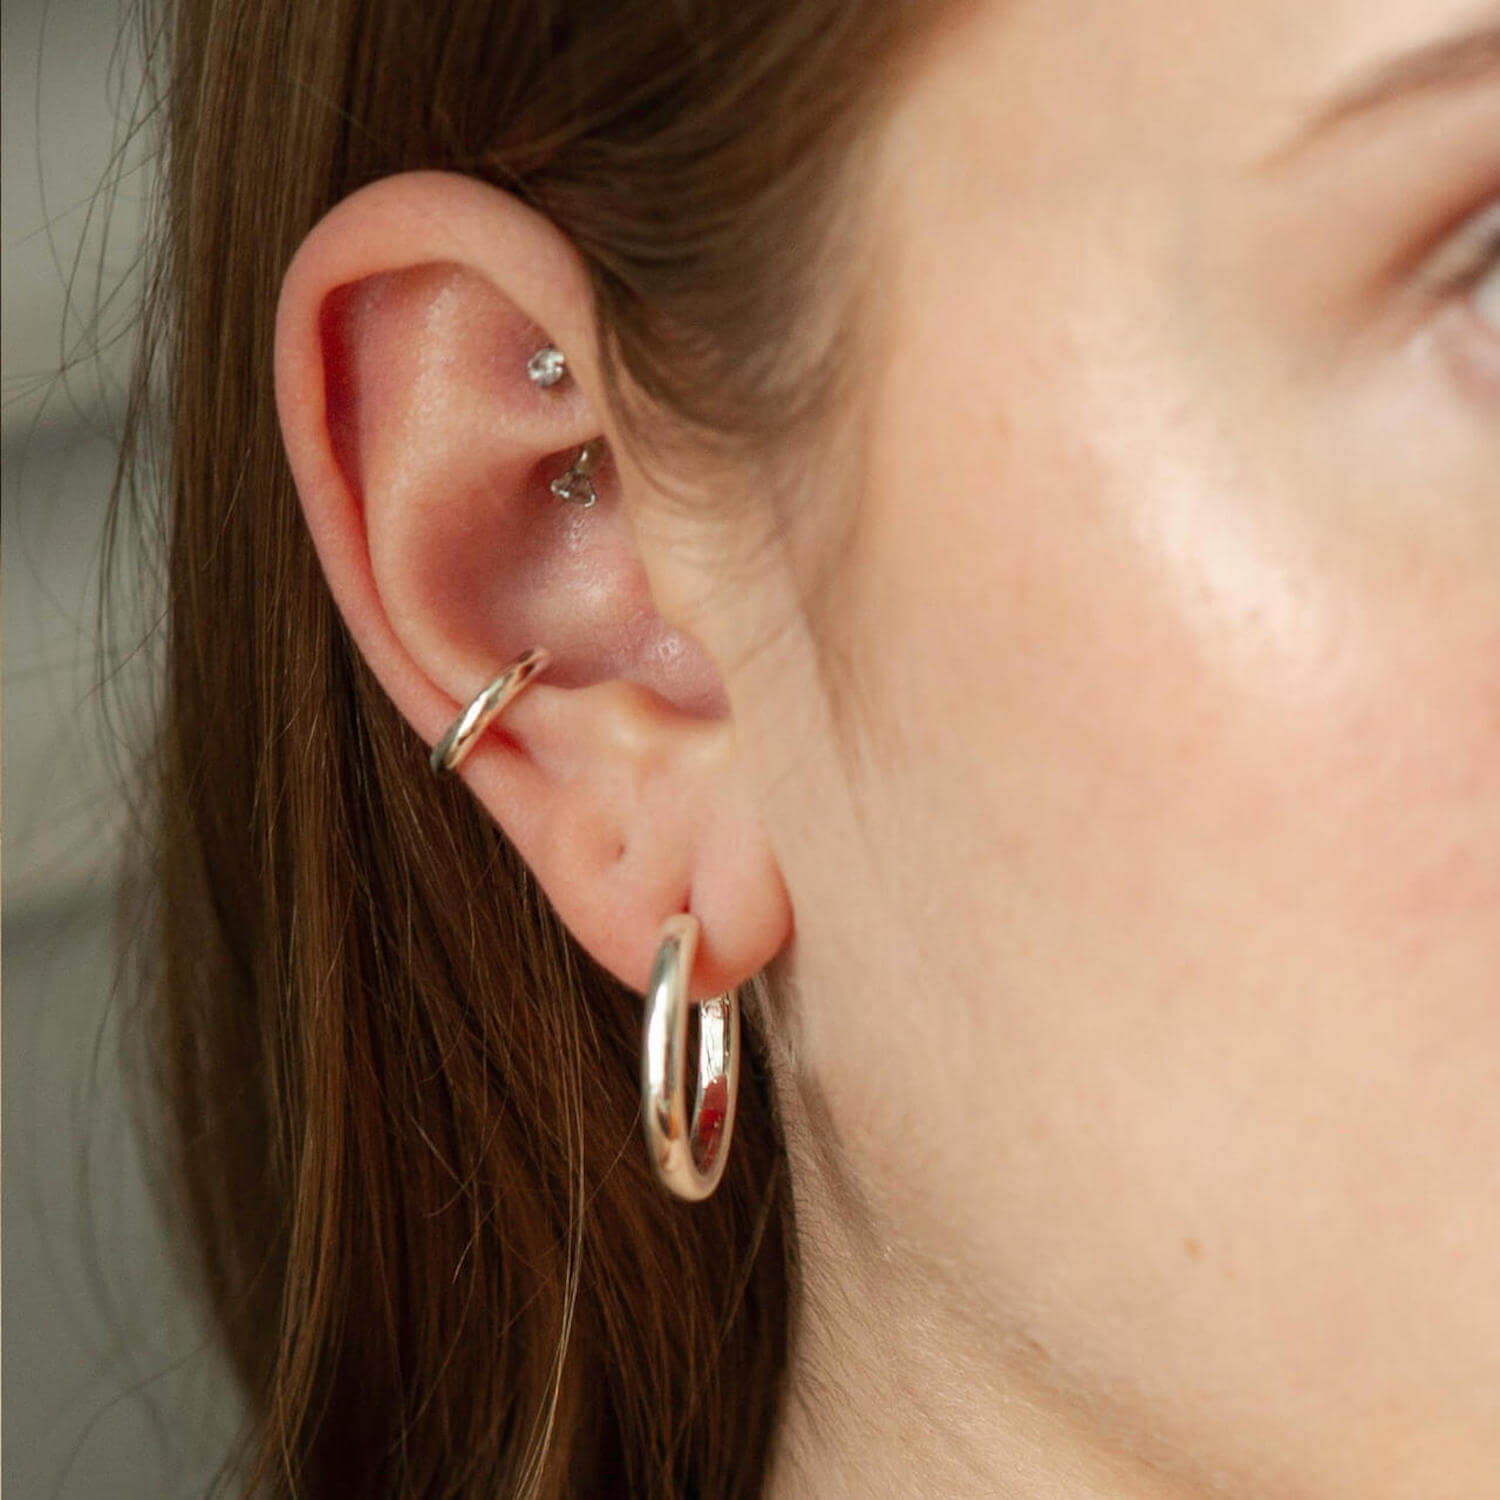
(5, 0), (244, 1492)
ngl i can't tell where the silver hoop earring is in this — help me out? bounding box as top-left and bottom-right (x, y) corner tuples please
(428, 646), (550, 775)
(641, 911), (741, 1201)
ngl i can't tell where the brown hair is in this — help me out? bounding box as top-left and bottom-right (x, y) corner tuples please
(109, 0), (944, 1494)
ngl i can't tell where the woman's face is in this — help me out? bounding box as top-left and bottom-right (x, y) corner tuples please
(714, 0), (1499, 1490)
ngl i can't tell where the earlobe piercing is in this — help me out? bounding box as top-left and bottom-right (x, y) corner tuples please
(642, 911), (741, 1201)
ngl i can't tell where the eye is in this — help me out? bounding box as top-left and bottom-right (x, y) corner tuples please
(1437, 197), (1500, 333)
(1434, 198), (1500, 401)
(1472, 251), (1500, 335)
(1414, 196), (1500, 393)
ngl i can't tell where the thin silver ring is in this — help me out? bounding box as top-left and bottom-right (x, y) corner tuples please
(641, 911), (741, 1201)
(428, 647), (550, 775)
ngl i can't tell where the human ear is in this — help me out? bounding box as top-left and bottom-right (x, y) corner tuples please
(272, 170), (791, 998)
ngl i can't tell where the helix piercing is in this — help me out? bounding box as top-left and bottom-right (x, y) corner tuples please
(428, 646), (550, 775)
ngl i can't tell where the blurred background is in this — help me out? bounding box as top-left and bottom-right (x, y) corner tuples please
(4, 0), (243, 1492)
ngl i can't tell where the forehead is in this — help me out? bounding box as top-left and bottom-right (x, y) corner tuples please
(883, 0), (1495, 171)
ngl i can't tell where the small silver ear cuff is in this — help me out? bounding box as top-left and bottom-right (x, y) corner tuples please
(428, 646), (551, 775)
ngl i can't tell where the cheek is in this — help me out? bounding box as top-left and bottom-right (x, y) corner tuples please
(858, 324), (1500, 1131)
(837, 317), (1500, 1467)
(853, 302), (1500, 1036)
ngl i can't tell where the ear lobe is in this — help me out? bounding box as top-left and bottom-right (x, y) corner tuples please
(272, 171), (792, 998)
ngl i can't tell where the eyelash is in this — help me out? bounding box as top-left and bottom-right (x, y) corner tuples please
(1428, 195), (1500, 402)
(1429, 196), (1500, 296)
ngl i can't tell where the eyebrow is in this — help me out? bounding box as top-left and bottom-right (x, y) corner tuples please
(1266, 17), (1500, 165)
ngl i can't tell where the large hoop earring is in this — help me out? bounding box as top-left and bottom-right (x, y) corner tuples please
(641, 911), (741, 1201)
(428, 647), (550, 775)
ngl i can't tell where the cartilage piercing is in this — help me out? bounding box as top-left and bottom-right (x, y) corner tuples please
(550, 438), (605, 508)
(526, 344), (567, 389)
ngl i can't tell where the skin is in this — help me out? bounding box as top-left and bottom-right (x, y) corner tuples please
(273, 0), (1500, 1494)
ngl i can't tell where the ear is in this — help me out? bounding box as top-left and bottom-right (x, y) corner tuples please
(272, 170), (791, 999)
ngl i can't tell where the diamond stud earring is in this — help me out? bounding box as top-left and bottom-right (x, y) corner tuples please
(527, 344), (567, 389)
